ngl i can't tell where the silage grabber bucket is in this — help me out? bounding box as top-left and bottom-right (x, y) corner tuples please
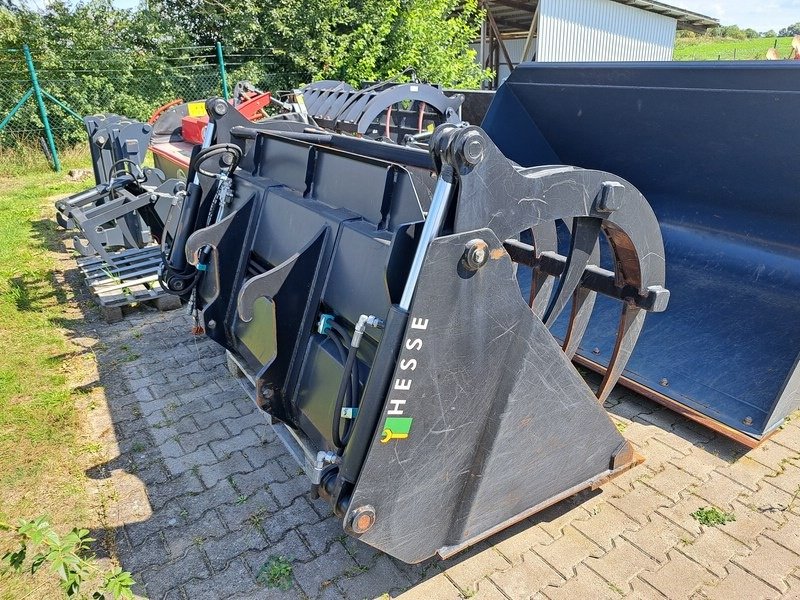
(173, 120), (669, 562)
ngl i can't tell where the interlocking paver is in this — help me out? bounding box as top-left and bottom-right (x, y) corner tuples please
(541, 564), (619, 600)
(734, 537), (800, 593)
(197, 450), (253, 488)
(534, 525), (604, 579)
(442, 544), (510, 594)
(489, 551), (564, 600)
(639, 550), (717, 600)
(608, 481), (674, 525)
(337, 554), (413, 598)
(493, 520), (554, 564)
(77, 296), (799, 600)
(584, 538), (659, 593)
(622, 513), (696, 563)
(292, 542), (358, 598)
(699, 563), (780, 600)
(572, 503), (640, 551)
(677, 526), (749, 577)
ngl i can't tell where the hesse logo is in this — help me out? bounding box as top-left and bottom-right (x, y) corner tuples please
(380, 317), (428, 443)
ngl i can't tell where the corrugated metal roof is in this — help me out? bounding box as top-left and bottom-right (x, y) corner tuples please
(486, 0), (718, 36)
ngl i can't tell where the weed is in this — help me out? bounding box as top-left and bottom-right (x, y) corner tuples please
(179, 508), (189, 519)
(1, 516), (135, 598)
(83, 441), (103, 454)
(235, 494), (249, 505)
(691, 506), (736, 526)
(256, 555), (293, 590)
(130, 440), (147, 453)
(607, 583), (625, 596)
(227, 475), (240, 492)
(344, 564), (370, 577)
(614, 421), (627, 433)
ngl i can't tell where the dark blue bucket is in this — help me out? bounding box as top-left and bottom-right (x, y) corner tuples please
(483, 62), (800, 444)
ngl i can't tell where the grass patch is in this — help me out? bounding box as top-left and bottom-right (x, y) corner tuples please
(674, 36), (795, 61)
(256, 555), (294, 590)
(0, 148), (97, 598)
(691, 506), (736, 526)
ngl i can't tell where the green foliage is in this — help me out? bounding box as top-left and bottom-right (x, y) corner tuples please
(0, 0), (209, 148)
(1, 0), (489, 149)
(249, 0), (489, 87)
(256, 555), (293, 590)
(1, 516), (135, 598)
(690, 506), (735, 527)
(779, 23), (800, 37)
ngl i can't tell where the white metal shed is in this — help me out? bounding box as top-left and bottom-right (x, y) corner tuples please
(476, 0), (718, 86)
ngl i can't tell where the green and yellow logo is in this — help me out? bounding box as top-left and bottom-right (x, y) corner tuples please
(381, 417), (413, 443)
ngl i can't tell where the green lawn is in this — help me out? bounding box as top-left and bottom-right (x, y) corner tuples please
(0, 149), (99, 599)
(674, 36), (795, 61)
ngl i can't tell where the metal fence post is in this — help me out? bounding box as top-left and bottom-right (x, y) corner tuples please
(23, 44), (60, 172)
(216, 42), (230, 101)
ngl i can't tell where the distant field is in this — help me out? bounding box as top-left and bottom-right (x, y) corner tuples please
(674, 36), (795, 61)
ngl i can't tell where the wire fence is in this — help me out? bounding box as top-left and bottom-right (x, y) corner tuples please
(0, 43), (304, 169)
(673, 37), (796, 61)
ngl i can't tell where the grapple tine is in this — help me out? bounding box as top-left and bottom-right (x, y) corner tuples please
(562, 287), (597, 359)
(543, 216), (601, 327)
(529, 222), (557, 318)
(596, 304), (647, 403)
(561, 220), (600, 357)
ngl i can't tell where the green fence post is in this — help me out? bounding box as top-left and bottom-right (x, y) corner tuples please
(216, 41), (230, 101)
(23, 44), (60, 172)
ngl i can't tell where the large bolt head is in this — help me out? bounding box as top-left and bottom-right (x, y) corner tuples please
(212, 99), (228, 116)
(463, 238), (489, 271)
(598, 181), (625, 213)
(459, 131), (485, 165)
(349, 505), (376, 534)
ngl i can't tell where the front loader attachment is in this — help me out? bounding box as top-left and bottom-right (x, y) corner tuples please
(165, 112), (668, 562)
(482, 62), (800, 445)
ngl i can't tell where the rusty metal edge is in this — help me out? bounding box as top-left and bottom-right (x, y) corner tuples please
(572, 354), (775, 449)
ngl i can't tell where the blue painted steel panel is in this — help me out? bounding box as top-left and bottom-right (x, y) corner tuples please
(483, 61), (800, 441)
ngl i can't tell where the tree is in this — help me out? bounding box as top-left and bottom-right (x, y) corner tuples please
(779, 23), (800, 37)
(763, 30), (777, 38)
(152, 0), (490, 88)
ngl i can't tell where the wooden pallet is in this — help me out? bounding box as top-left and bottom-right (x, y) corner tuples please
(76, 246), (181, 322)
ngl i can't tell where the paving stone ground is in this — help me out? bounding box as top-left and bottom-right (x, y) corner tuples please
(77, 305), (800, 600)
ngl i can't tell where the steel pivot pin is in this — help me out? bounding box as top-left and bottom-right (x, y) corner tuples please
(349, 505), (376, 534)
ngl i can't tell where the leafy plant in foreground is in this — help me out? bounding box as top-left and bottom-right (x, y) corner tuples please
(1, 516), (134, 599)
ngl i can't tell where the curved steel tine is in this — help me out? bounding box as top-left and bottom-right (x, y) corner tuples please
(561, 222), (601, 358)
(596, 303), (646, 403)
(528, 221), (557, 319)
(543, 216), (602, 327)
(562, 286), (596, 358)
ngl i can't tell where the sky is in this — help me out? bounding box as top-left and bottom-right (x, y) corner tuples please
(97, 0), (800, 32)
(661, 0), (798, 31)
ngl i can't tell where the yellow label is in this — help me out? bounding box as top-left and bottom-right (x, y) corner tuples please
(187, 101), (206, 117)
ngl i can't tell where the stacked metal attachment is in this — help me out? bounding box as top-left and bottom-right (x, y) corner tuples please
(161, 97), (668, 562)
(55, 114), (184, 318)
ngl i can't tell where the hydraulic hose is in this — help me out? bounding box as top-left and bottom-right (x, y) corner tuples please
(332, 343), (359, 450)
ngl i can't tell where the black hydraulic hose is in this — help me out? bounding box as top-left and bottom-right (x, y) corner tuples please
(339, 305), (408, 484)
(332, 343), (358, 450)
(329, 322), (359, 410)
